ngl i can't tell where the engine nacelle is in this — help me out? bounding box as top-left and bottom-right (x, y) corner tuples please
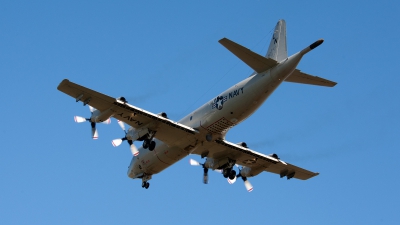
(237, 142), (248, 148)
(203, 158), (235, 170)
(91, 108), (115, 123)
(157, 112), (168, 118)
(240, 167), (252, 177)
(126, 127), (149, 141)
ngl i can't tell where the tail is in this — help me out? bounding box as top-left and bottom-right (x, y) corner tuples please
(266, 19), (287, 62)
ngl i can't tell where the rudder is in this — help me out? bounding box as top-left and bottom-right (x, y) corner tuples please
(266, 20), (287, 62)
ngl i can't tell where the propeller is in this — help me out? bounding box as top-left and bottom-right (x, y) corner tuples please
(243, 178), (254, 192)
(227, 175), (237, 184)
(74, 106), (111, 139)
(111, 120), (139, 156)
(227, 166), (254, 192)
(189, 159), (209, 184)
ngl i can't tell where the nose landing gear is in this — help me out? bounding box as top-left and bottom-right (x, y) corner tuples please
(141, 174), (152, 189)
(142, 181), (150, 189)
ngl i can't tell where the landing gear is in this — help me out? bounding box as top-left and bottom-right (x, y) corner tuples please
(229, 170), (236, 180)
(142, 131), (157, 151)
(142, 139), (156, 151)
(223, 168), (230, 178)
(143, 139), (149, 149)
(142, 181), (150, 189)
(141, 174), (152, 189)
(223, 167), (237, 180)
(149, 141), (156, 151)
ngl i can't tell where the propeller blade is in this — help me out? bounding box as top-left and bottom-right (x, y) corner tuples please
(111, 139), (123, 147)
(117, 120), (126, 132)
(228, 176), (237, 184)
(102, 118), (111, 124)
(203, 168), (209, 184)
(189, 159), (201, 166)
(214, 169), (222, 174)
(130, 144), (139, 156)
(203, 173), (208, 184)
(74, 116), (87, 123)
(88, 105), (95, 113)
(244, 180), (253, 192)
(92, 127), (98, 140)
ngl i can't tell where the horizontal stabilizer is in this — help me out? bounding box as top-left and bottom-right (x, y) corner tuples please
(219, 38), (278, 73)
(285, 69), (337, 87)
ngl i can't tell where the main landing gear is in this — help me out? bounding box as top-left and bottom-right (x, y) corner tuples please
(142, 138), (156, 151)
(142, 131), (156, 151)
(223, 168), (237, 180)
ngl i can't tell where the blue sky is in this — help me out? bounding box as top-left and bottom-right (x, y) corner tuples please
(1, 1), (399, 224)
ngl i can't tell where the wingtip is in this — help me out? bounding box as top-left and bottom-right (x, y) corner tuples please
(218, 37), (228, 43)
(57, 79), (70, 90)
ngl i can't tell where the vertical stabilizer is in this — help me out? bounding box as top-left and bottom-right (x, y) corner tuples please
(266, 20), (287, 62)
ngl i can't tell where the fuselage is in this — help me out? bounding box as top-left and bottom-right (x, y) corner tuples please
(127, 51), (304, 179)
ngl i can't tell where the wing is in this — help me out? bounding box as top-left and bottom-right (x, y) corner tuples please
(193, 139), (318, 180)
(57, 79), (198, 147)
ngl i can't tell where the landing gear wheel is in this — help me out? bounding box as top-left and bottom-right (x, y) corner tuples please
(142, 181), (150, 189)
(143, 139), (149, 149)
(229, 170), (237, 180)
(149, 141), (156, 151)
(223, 169), (230, 178)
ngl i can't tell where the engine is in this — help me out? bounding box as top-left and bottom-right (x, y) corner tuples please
(126, 127), (149, 142)
(91, 108), (114, 123)
(240, 167), (252, 177)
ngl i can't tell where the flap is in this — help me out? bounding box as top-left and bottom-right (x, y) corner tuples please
(219, 38), (278, 73)
(285, 69), (337, 87)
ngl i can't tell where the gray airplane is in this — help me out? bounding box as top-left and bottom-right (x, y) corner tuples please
(58, 20), (336, 192)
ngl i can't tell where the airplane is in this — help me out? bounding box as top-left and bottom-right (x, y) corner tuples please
(57, 19), (336, 192)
